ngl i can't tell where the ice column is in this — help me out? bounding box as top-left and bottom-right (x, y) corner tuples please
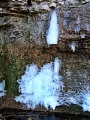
(46, 10), (59, 45)
(70, 41), (76, 52)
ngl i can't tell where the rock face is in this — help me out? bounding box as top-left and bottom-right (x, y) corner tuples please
(57, 3), (90, 51)
(0, 0), (90, 114)
(0, 0), (90, 51)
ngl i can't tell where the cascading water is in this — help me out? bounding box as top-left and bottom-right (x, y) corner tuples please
(46, 10), (58, 45)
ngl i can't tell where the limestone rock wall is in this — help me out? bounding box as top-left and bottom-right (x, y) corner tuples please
(57, 3), (90, 51)
(0, 0), (90, 51)
(0, 0), (90, 112)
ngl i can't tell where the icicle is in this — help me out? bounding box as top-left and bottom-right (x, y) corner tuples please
(70, 41), (76, 52)
(74, 25), (80, 33)
(46, 10), (58, 45)
(0, 80), (6, 98)
(80, 33), (86, 38)
(53, 58), (63, 91)
(54, 57), (61, 75)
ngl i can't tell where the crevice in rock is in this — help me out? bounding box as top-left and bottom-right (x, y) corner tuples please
(27, 0), (32, 6)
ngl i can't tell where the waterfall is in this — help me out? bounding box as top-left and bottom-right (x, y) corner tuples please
(46, 10), (59, 45)
(14, 58), (64, 110)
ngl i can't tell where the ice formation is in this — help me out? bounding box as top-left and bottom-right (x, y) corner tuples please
(46, 10), (58, 45)
(63, 89), (90, 112)
(54, 57), (61, 75)
(0, 80), (6, 98)
(14, 57), (90, 111)
(87, 24), (90, 31)
(80, 33), (86, 38)
(74, 25), (80, 33)
(15, 58), (64, 110)
(65, 0), (79, 5)
(70, 41), (76, 52)
(74, 16), (81, 33)
(82, 93), (90, 111)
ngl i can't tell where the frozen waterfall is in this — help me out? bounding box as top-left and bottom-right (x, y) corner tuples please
(14, 58), (64, 110)
(14, 57), (90, 112)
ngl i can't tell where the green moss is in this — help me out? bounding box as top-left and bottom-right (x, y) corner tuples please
(0, 45), (25, 97)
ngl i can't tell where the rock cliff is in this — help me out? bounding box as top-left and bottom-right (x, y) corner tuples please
(0, 0), (90, 50)
(0, 0), (90, 114)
